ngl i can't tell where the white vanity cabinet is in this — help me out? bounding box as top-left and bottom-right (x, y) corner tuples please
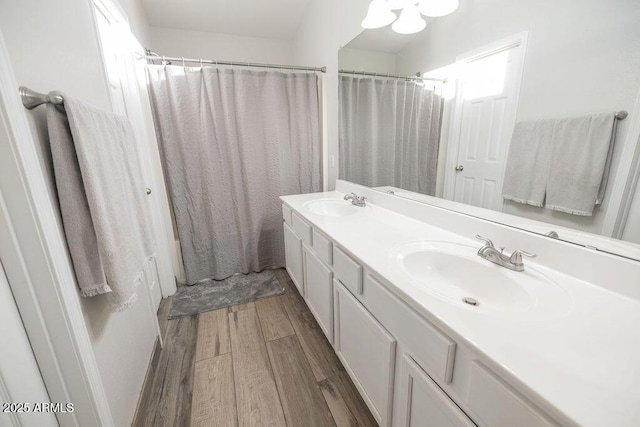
(398, 354), (475, 427)
(334, 279), (397, 426)
(281, 201), (560, 427)
(303, 246), (334, 343)
(283, 222), (304, 295)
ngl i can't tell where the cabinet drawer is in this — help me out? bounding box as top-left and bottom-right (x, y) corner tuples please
(291, 212), (312, 246)
(332, 246), (362, 295)
(282, 204), (292, 226)
(312, 229), (332, 266)
(399, 354), (475, 427)
(467, 361), (556, 427)
(366, 274), (456, 384)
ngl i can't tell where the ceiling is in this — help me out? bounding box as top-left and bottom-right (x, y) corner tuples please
(344, 24), (423, 54)
(141, 0), (313, 40)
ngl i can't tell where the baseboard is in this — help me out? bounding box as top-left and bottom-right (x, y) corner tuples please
(131, 337), (162, 426)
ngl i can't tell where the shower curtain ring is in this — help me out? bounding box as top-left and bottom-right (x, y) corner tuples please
(182, 57), (185, 67)
(199, 58), (203, 67)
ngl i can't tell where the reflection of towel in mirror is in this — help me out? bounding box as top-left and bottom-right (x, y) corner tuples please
(46, 97), (155, 312)
(502, 120), (554, 207)
(545, 113), (615, 216)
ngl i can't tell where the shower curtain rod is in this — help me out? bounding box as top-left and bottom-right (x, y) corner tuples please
(144, 50), (326, 73)
(15, 86), (631, 122)
(339, 69), (447, 82)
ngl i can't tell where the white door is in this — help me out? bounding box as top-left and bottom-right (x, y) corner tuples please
(93, 0), (177, 306)
(0, 260), (57, 427)
(447, 34), (527, 211)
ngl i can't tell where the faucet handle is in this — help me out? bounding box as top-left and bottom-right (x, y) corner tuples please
(509, 249), (536, 265)
(475, 234), (494, 248)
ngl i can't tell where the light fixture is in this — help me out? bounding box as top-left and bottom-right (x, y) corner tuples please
(391, 4), (426, 34)
(360, 0), (458, 33)
(361, 0), (397, 29)
(418, 0), (459, 17)
(386, 0), (417, 10)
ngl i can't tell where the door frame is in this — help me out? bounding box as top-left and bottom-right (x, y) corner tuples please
(0, 260), (57, 427)
(442, 31), (529, 207)
(0, 30), (114, 426)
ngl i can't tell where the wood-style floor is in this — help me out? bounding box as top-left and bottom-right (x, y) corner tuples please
(133, 269), (377, 427)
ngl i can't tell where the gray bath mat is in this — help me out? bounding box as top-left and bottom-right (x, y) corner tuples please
(168, 270), (285, 319)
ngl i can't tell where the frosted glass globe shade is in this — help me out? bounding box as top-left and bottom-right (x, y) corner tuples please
(361, 0), (397, 29)
(392, 4), (426, 34)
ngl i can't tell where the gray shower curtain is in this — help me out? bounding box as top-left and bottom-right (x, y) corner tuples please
(147, 66), (321, 284)
(339, 75), (443, 195)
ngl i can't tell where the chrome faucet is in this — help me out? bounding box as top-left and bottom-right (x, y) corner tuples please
(344, 192), (367, 207)
(475, 235), (536, 272)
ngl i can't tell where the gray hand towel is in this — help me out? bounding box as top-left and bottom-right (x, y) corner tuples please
(46, 98), (155, 311)
(502, 120), (555, 207)
(545, 113), (615, 216)
(47, 104), (109, 296)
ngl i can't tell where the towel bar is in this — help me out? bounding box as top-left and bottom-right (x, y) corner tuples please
(18, 85), (629, 123)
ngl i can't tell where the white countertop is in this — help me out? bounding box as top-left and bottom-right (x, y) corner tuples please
(281, 190), (640, 427)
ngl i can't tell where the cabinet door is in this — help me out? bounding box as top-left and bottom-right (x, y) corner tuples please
(334, 280), (396, 426)
(398, 354), (475, 427)
(466, 361), (556, 427)
(283, 222), (304, 296)
(303, 247), (333, 343)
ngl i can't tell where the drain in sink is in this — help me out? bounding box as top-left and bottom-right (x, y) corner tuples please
(462, 297), (479, 306)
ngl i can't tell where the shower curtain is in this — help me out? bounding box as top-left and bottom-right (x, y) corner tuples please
(339, 75), (443, 195)
(147, 66), (321, 284)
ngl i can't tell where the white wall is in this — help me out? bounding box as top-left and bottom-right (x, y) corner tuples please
(118, 0), (152, 46)
(0, 1), (157, 426)
(339, 0), (370, 49)
(623, 178), (640, 244)
(149, 26), (293, 64)
(396, 0), (640, 237)
(338, 47), (397, 74)
(293, 0), (370, 191)
(292, 0), (340, 190)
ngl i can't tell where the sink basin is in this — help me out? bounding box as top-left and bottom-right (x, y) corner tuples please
(389, 241), (573, 318)
(304, 199), (369, 217)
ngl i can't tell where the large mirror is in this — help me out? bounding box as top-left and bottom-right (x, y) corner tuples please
(338, 0), (640, 260)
